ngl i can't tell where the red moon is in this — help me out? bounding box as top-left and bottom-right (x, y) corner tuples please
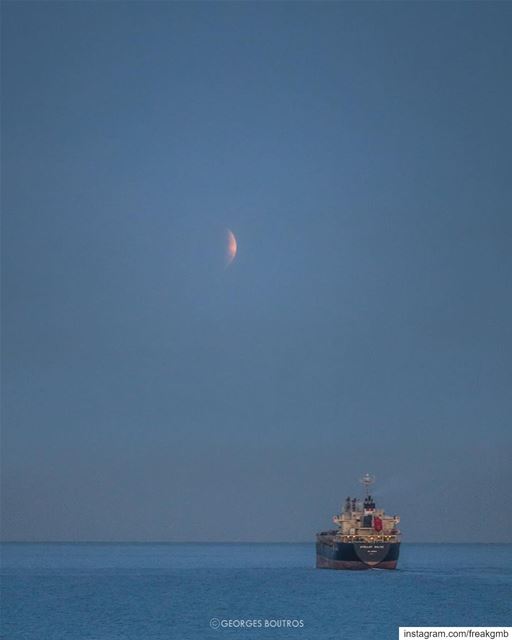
(226, 228), (237, 267)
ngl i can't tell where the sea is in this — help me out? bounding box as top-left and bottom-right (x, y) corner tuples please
(1, 543), (511, 640)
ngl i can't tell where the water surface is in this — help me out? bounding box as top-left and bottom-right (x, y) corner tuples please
(1, 543), (511, 639)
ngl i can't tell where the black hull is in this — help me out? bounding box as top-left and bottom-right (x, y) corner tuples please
(316, 538), (400, 570)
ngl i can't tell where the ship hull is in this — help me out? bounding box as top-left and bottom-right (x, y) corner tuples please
(316, 538), (400, 570)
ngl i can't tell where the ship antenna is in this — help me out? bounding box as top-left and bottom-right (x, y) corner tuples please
(360, 473), (375, 498)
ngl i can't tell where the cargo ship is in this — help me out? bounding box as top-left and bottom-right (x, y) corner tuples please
(316, 474), (401, 570)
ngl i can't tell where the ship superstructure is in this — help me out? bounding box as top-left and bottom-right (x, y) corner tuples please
(316, 474), (401, 570)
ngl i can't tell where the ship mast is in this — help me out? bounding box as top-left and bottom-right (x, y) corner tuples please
(360, 473), (375, 498)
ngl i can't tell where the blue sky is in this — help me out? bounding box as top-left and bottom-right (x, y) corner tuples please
(2, 1), (511, 542)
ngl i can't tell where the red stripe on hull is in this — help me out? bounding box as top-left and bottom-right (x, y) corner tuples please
(375, 560), (398, 570)
(316, 555), (398, 571)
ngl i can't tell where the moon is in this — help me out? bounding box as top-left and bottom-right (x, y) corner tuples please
(225, 228), (237, 267)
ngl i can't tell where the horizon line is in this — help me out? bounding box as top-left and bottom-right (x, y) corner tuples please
(2, 540), (511, 545)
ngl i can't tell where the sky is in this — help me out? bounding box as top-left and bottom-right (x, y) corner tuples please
(1, 1), (511, 543)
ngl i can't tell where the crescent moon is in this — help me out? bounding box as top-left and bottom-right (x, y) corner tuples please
(225, 228), (237, 267)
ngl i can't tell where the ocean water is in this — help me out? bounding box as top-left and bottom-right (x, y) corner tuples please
(1, 543), (511, 640)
